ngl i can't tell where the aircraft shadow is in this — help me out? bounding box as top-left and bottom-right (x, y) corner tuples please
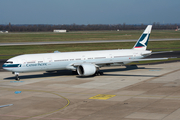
(100, 66), (161, 77)
(101, 66), (162, 72)
(4, 66), (162, 80)
(102, 74), (158, 77)
(4, 70), (75, 80)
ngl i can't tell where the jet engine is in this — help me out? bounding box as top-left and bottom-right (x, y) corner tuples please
(77, 63), (97, 76)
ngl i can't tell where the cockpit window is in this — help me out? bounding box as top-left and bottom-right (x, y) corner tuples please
(6, 61), (13, 64)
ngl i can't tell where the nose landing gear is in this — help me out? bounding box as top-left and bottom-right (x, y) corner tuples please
(15, 75), (20, 81)
(13, 72), (20, 81)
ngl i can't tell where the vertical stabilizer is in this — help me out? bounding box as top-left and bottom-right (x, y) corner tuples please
(133, 25), (152, 50)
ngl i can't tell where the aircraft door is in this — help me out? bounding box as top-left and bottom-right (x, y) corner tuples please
(21, 59), (27, 67)
(133, 52), (138, 59)
(82, 55), (86, 62)
(44, 57), (52, 64)
(44, 57), (52, 70)
(109, 54), (113, 61)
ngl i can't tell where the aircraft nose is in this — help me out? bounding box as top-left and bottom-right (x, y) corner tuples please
(3, 64), (9, 71)
(2, 63), (20, 71)
(2, 64), (11, 71)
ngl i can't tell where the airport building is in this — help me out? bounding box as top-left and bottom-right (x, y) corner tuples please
(0, 30), (8, 33)
(53, 30), (67, 33)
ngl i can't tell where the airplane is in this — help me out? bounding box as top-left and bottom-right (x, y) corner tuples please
(3, 25), (168, 80)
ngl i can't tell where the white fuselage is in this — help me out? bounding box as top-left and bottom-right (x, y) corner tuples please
(4, 25), (168, 80)
(3, 49), (149, 73)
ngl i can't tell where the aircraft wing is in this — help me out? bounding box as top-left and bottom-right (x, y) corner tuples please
(121, 58), (168, 62)
(72, 58), (168, 66)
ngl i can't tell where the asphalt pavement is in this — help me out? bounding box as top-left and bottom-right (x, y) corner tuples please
(0, 38), (180, 46)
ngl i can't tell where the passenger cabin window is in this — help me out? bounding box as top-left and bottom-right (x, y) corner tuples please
(95, 57), (106, 59)
(54, 60), (60, 62)
(55, 59), (68, 62)
(114, 56), (121, 58)
(75, 58), (81, 60)
(27, 61), (36, 63)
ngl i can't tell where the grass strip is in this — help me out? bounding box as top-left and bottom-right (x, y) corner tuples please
(0, 30), (180, 43)
(0, 40), (180, 60)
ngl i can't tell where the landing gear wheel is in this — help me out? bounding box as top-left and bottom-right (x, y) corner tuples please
(15, 75), (20, 81)
(13, 72), (20, 81)
(95, 71), (103, 76)
(99, 71), (103, 75)
(72, 71), (78, 75)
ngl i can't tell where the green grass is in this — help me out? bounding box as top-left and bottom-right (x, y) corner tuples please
(0, 40), (180, 60)
(0, 30), (180, 43)
(0, 30), (180, 62)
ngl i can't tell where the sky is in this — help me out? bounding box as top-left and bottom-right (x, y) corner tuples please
(0, 0), (180, 25)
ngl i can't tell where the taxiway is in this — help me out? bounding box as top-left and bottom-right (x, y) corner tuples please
(0, 62), (180, 120)
(0, 38), (180, 46)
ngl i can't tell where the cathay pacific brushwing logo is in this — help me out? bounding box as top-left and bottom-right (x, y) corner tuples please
(135, 34), (149, 48)
(139, 34), (148, 47)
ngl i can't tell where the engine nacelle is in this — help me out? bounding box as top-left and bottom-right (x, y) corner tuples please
(77, 63), (97, 76)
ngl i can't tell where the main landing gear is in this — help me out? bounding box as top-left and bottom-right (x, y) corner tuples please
(13, 72), (20, 81)
(94, 67), (103, 76)
(95, 71), (103, 76)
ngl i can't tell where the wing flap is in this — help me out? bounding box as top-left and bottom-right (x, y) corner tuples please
(125, 58), (168, 62)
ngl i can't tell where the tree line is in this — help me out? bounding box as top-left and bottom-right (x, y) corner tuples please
(0, 23), (179, 32)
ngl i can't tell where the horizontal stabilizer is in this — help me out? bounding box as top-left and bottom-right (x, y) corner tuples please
(151, 51), (173, 54)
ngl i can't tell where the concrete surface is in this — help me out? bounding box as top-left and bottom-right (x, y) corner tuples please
(0, 62), (180, 120)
